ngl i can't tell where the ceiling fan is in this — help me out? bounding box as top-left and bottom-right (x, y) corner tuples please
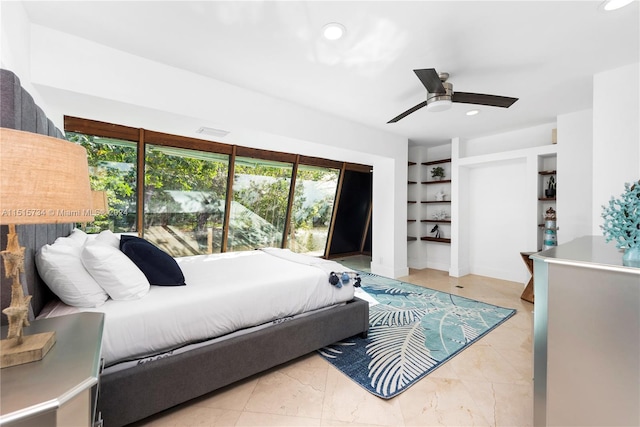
(387, 68), (518, 123)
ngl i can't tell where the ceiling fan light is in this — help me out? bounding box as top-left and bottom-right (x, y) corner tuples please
(426, 98), (452, 112)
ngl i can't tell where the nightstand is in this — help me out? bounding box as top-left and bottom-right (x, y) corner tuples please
(0, 312), (104, 427)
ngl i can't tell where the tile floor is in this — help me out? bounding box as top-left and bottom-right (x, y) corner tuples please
(132, 260), (534, 427)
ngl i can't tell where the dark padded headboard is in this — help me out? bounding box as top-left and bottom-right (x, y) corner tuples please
(1, 69), (73, 325)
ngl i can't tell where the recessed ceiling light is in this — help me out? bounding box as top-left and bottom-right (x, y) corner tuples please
(322, 22), (346, 40)
(466, 109), (480, 116)
(600, 0), (634, 11)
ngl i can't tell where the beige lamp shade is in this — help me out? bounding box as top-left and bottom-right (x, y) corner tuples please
(0, 128), (94, 224)
(91, 190), (109, 215)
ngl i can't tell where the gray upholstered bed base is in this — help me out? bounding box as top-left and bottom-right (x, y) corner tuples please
(1, 68), (370, 427)
(100, 298), (369, 426)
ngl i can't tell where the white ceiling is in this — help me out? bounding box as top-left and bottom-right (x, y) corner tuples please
(21, 1), (640, 147)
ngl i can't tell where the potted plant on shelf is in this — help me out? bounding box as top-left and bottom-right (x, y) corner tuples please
(431, 166), (445, 181)
(545, 176), (556, 198)
(601, 180), (640, 267)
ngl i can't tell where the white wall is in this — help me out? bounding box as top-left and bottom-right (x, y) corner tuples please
(557, 109), (593, 244)
(0, 2), (49, 112)
(450, 137), (468, 277)
(453, 127), (556, 282)
(592, 62), (640, 234)
(467, 158), (528, 282)
(460, 122), (557, 158)
(1, 6), (410, 277)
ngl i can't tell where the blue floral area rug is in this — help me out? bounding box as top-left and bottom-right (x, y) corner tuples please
(319, 272), (516, 399)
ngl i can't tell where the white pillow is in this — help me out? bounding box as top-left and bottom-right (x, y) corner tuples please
(36, 243), (109, 308)
(81, 240), (150, 300)
(95, 229), (120, 248)
(68, 228), (89, 246)
(52, 228), (88, 248)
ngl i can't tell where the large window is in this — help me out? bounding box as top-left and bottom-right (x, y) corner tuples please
(65, 117), (370, 259)
(66, 132), (137, 233)
(144, 145), (229, 256)
(287, 165), (339, 255)
(227, 157), (293, 251)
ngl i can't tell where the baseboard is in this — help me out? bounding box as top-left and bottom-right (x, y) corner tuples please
(449, 265), (470, 278)
(407, 257), (429, 270)
(468, 266), (523, 284)
(425, 260), (450, 272)
(370, 262), (409, 279)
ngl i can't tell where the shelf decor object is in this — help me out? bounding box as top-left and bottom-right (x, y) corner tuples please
(545, 175), (556, 198)
(542, 207), (558, 250)
(431, 166), (445, 181)
(538, 170), (556, 201)
(601, 180), (640, 267)
(0, 128), (94, 368)
(419, 158), (453, 244)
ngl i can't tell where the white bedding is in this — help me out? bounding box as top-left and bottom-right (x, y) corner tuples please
(39, 249), (355, 366)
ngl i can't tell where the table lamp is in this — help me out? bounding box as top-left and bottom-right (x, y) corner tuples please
(92, 190), (109, 216)
(0, 128), (94, 368)
(83, 190), (109, 232)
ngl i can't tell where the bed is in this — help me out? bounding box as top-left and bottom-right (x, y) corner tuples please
(0, 69), (369, 427)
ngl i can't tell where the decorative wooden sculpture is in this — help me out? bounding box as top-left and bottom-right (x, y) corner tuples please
(2, 226), (31, 343)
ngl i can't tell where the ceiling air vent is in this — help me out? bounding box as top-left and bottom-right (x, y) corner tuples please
(196, 126), (230, 138)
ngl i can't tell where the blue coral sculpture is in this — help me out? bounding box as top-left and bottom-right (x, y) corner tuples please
(601, 180), (640, 249)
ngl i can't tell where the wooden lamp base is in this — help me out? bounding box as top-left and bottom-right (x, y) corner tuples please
(0, 331), (56, 368)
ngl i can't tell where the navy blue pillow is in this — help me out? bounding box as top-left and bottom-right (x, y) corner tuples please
(120, 235), (186, 286)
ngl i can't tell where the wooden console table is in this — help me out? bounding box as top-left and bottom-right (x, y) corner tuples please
(519, 251), (535, 303)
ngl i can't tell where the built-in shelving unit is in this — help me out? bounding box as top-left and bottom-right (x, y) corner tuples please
(421, 158), (452, 244)
(538, 157), (557, 250)
(407, 144), (453, 271)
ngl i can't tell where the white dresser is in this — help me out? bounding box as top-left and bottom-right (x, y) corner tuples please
(531, 236), (640, 427)
(0, 313), (104, 427)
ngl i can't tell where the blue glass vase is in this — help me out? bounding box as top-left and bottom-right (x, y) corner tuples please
(622, 246), (640, 267)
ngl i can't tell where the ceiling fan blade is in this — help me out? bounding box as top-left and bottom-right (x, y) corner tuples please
(452, 92), (518, 108)
(387, 101), (428, 123)
(414, 69), (445, 94)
